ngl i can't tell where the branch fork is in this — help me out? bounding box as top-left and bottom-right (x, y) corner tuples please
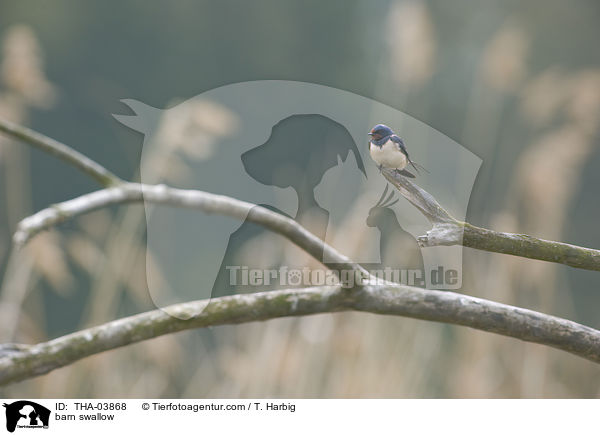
(383, 168), (600, 270)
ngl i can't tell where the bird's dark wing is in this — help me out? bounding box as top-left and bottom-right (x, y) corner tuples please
(390, 135), (422, 173)
(390, 134), (409, 157)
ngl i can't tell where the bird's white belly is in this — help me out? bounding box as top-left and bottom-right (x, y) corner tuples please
(369, 140), (407, 169)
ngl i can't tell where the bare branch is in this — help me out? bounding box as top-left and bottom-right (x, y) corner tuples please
(383, 168), (600, 271)
(383, 169), (455, 225)
(1, 283), (599, 385)
(4, 119), (600, 388)
(5, 115), (598, 272)
(0, 117), (122, 187)
(13, 183), (368, 277)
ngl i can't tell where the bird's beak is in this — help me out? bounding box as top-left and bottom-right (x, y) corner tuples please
(367, 132), (374, 136)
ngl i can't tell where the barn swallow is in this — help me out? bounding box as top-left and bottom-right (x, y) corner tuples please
(368, 124), (424, 178)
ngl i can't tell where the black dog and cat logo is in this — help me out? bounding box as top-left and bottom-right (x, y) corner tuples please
(3, 401), (50, 432)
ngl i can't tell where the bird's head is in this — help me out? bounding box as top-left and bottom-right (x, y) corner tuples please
(368, 124), (393, 142)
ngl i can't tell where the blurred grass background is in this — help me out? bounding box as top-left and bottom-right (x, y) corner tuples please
(0, 0), (599, 397)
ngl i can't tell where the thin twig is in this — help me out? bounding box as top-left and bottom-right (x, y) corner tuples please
(383, 168), (600, 271)
(1, 283), (599, 385)
(0, 117), (122, 187)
